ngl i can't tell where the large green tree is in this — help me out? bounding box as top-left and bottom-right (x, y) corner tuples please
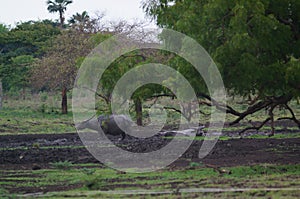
(96, 49), (168, 125)
(0, 55), (35, 99)
(0, 21), (60, 92)
(143, 0), (300, 134)
(47, 0), (73, 27)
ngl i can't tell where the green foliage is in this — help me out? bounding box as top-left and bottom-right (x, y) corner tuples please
(0, 20), (61, 91)
(143, 0), (300, 99)
(89, 33), (112, 47)
(39, 91), (49, 102)
(47, 0), (73, 27)
(6, 55), (35, 90)
(0, 24), (9, 33)
(68, 11), (96, 32)
(3, 20), (61, 57)
(286, 57), (300, 97)
(92, 48), (172, 120)
(38, 103), (48, 113)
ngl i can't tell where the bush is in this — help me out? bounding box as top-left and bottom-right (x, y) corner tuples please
(39, 92), (48, 102)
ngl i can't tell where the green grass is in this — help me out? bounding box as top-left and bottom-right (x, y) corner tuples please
(0, 104), (75, 135)
(0, 94), (76, 134)
(0, 188), (12, 199)
(1, 164), (299, 198)
(0, 95), (299, 135)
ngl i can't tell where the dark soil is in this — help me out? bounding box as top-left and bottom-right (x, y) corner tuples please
(0, 127), (299, 195)
(0, 132), (299, 169)
(0, 119), (300, 194)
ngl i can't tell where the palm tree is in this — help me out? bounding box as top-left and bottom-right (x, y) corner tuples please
(46, 0), (73, 28)
(68, 11), (90, 31)
(69, 11), (90, 25)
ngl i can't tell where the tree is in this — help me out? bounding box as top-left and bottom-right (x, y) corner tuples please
(85, 46), (173, 126)
(143, 0), (300, 134)
(99, 49), (157, 125)
(31, 30), (94, 114)
(0, 21), (60, 92)
(0, 24), (8, 108)
(47, 0), (73, 28)
(68, 11), (103, 33)
(3, 55), (35, 99)
(69, 11), (90, 31)
(0, 24), (9, 33)
(74, 21), (165, 125)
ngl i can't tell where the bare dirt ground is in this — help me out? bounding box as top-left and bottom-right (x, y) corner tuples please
(0, 132), (299, 170)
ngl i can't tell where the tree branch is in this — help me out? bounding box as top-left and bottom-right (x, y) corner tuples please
(74, 85), (110, 104)
(284, 103), (300, 128)
(230, 100), (273, 126)
(163, 106), (189, 121)
(238, 117), (271, 135)
(197, 92), (241, 116)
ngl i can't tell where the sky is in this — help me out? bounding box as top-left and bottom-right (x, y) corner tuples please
(0, 0), (155, 27)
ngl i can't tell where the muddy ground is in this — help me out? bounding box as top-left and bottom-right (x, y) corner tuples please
(0, 130), (299, 170)
(0, 122), (299, 195)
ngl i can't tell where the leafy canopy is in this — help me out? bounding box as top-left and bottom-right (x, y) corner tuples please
(0, 21), (61, 91)
(143, 0), (300, 98)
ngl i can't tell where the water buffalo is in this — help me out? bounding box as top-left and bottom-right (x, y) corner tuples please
(76, 114), (133, 140)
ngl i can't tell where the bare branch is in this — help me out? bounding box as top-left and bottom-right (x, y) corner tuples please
(75, 85), (110, 104)
(238, 117), (271, 135)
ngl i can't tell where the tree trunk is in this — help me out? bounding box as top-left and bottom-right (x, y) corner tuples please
(0, 79), (2, 109)
(22, 87), (26, 100)
(61, 87), (68, 114)
(269, 105), (276, 137)
(135, 98), (143, 126)
(59, 10), (64, 28)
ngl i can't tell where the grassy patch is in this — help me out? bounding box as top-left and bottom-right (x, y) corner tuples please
(1, 164), (299, 198)
(0, 188), (12, 199)
(1, 95), (300, 135)
(0, 94), (76, 135)
(0, 107), (75, 134)
(50, 161), (74, 170)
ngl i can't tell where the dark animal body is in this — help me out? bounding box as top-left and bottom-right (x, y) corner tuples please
(76, 115), (133, 140)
